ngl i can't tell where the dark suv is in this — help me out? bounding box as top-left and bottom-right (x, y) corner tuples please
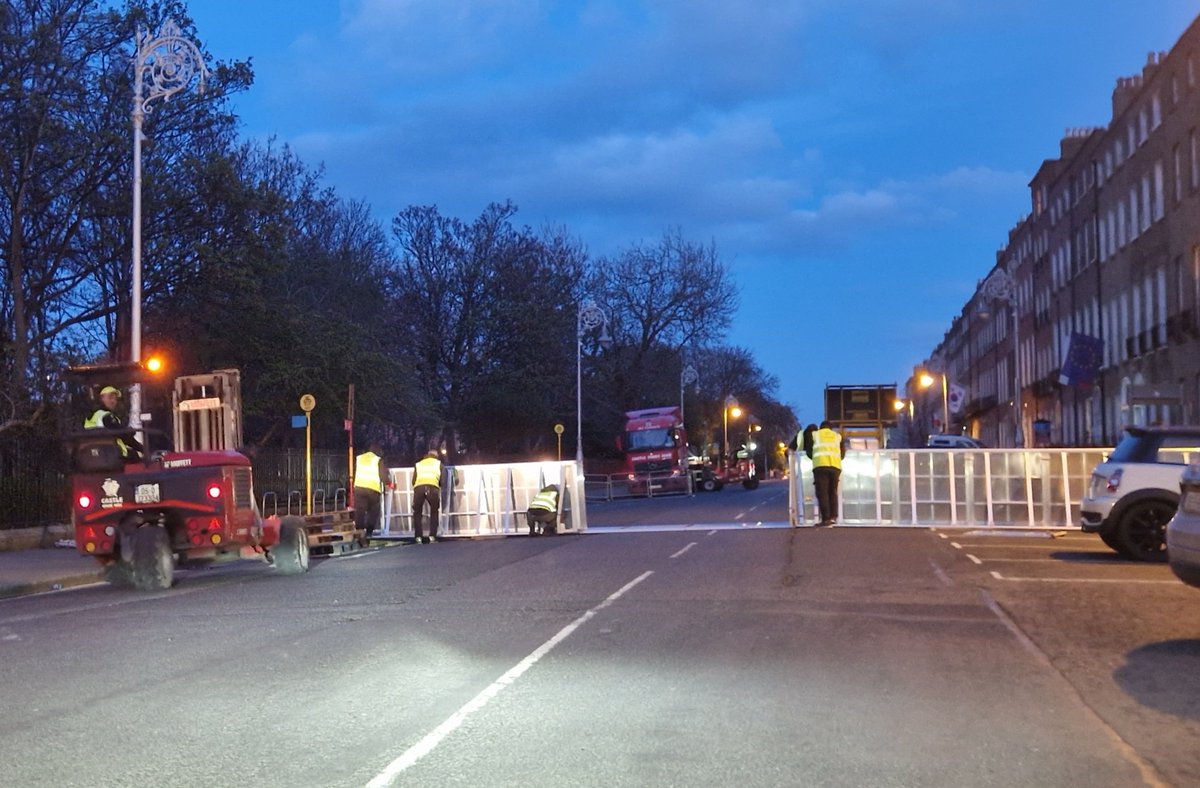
(1080, 426), (1200, 561)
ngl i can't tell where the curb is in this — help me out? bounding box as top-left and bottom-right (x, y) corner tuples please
(0, 571), (107, 601)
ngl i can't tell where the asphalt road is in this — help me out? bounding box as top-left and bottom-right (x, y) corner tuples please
(1, 480), (1197, 787)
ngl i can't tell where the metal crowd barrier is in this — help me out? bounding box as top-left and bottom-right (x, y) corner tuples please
(787, 448), (1111, 529)
(379, 460), (587, 538)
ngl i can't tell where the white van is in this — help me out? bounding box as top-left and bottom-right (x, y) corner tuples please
(926, 434), (985, 449)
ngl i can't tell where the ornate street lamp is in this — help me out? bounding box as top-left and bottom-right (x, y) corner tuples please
(576, 300), (611, 465)
(981, 268), (1023, 447)
(129, 19), (207, 440)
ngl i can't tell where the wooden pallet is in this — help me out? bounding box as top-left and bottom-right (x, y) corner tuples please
(302, 510), (363, 557)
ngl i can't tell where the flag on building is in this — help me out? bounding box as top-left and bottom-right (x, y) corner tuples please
(1059, 333), (1105, 389)
(947, 383), (967, 414)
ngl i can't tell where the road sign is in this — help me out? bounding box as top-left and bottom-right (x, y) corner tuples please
(299, 394), (316, 413)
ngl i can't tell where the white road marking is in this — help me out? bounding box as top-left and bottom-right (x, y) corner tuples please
(950, 542), (963, 549)
(990, 570), (1177, 584)
(979, 589), (1171, 787)
(928, 559), (954, 586)
(670, 542), (698, 559)
(366, 570), (655, 787)
(966, 554), (982, 565)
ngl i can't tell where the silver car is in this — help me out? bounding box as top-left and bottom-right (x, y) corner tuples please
(1167, 461), (1200, 587)
(1080, 426), (1200, 562)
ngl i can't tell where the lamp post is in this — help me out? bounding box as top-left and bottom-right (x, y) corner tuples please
(722, 395), (740, 471)
(982, 268), (1023, 447)
(576, 300), (610, 465)
(680, 364), (697, 427)
(130, 19), (206, 441)
(919, 372), (949, 433)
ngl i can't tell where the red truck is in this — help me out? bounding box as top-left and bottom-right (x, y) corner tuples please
(618, 407), (692, 495)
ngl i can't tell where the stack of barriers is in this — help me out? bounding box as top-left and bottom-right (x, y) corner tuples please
(378, 460), (587, 539)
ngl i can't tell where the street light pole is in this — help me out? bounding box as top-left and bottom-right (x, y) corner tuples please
(722, 395), (739, 472)
(575, 300), (609, 466)
(130, 19), (206, 442)
(982, 268), (1023, 447)
(940, 373), (949, 432)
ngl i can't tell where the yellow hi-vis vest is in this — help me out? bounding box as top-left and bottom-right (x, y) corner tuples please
(414, 456), (442, 487)
(528, 488), (559, 512)
(84, 409), (130, 457)
(812, 428), (843, 470)
(354, 451), (382, 492)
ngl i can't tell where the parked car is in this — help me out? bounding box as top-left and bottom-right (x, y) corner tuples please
(1080, 426), (1200, 561)
(926, 434), (985, 449)
(1167, 460), (1200, 587)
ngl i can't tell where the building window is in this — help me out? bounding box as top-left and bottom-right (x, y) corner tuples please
(1192, 129), (1200, 190)
(1117, 202), (1127, 247)
(1151, 93), (1162, 129)
(1153, 160), (1164, 222)
(1175, 143), (1184, 203)
(1141, 175), (1151, 232)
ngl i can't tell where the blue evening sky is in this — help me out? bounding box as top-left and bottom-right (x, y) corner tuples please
(182, 1), (1199, 423)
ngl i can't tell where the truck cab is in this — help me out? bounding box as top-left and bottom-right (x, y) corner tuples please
(619, 407), (691, 495)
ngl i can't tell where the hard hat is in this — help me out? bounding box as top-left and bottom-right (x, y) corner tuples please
(100, 386), (121, 397)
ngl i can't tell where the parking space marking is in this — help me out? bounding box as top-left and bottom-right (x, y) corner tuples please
(989, 570), (1178, 584)
(954, 543), (1105, 550)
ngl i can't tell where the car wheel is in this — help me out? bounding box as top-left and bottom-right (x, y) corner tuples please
(701, 478), (717, 492)
(1116, 499), (1174, 562)
(132, 526), (173, 590)
(273, 516), (310, 575)
(1098, 530), (1126, 555)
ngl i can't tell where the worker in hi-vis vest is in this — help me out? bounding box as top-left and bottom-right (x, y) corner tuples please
(526, 484), (560, 536)
(810, 421), (845, 527)
(353, 443), (384, 546)
(412, 450), (443, 544)
(83, 385), (143, 461)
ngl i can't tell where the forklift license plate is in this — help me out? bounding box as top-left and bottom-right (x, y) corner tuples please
(134, 484), (161, 504)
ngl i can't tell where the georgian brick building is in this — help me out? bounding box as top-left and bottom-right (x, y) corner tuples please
(921, 15), (1200, 448)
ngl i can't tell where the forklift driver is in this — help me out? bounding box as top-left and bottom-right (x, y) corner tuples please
(84, 385), (143, 461)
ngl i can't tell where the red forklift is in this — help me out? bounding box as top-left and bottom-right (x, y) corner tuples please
(67, 363), (359, 590)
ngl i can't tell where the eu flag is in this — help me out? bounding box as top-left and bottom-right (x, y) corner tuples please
(1059, 333), (1105, 389)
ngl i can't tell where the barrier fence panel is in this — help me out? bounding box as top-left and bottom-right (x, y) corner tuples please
(381, 460), (586, 538)
(788, 448), (1109, 529)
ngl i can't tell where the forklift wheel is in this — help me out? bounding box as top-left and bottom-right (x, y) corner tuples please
(104, 560), (135, 589)
(132, 526), (173, 591)
(273, 516), (311, 575)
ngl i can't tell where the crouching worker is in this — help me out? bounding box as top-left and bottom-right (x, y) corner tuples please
(526, 484), (560, 536)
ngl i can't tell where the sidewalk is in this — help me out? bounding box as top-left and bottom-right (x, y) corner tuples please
(0, 546), (106, 600)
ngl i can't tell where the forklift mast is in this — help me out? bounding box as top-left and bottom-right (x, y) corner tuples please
(172, 370), (243, 451)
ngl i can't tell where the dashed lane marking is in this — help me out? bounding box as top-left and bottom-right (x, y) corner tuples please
(670, 542), (698, 559)
(966, 554), (982, 565)
(366, 570), (654, 787)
